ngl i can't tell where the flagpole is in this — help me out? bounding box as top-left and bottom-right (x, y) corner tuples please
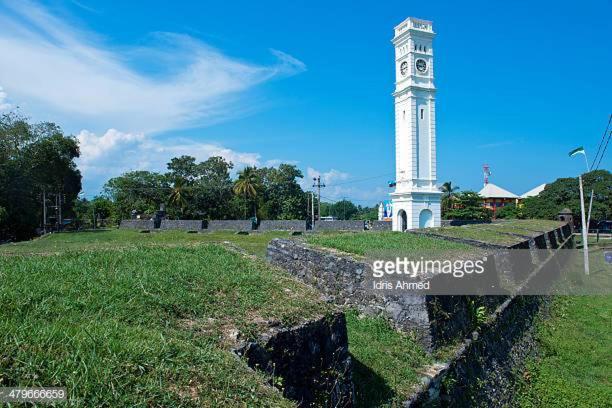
(578, 175), (590, 275)
(580, 150), (594, 235)
(569, 146), (590, 275)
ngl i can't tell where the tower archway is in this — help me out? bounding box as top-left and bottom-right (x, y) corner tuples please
(419, 209), (433, 228)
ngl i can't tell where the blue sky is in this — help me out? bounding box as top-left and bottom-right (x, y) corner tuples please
(0, 0), (610, 203)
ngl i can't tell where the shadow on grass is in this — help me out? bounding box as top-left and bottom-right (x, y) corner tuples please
(352, 355), (396, 407)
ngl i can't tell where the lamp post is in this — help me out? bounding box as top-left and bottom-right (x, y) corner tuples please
(569, 147), (590, 274)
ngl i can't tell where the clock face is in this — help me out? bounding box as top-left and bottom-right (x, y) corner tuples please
(400, 61), (408, 76)
(416, 58), (427, 73)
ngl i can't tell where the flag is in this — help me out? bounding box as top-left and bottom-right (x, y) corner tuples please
(568, 146), (585, 157)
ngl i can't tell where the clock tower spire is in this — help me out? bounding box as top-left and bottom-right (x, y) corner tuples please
(391, 17), (441, 231)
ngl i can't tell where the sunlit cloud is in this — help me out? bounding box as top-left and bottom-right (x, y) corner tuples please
(0, 0), (306, 133)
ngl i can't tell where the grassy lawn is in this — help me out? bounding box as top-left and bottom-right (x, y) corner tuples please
(0, 229), (290, 258)
(1, 230), (438, 406)
(424, 220), (565, 247)
(0, 242), (331, 406)
(517, 295), (612, 407)
(427, 226), (523, 245)
(346, 311), (431, 407)
(305, 231), (471, 256)
(500, 219), (564, 231)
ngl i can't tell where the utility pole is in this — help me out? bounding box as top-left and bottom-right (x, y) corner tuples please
(312, 176), (325, 222)
(578, 175), (590, 275)
(306, 193), (310, 225)
(58, 192), (63, 232)
(311, 191), (315, 228)
(42, 189), (47, 234)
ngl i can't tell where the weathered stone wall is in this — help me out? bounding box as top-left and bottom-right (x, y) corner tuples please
(314, 220), (365, 231)
(368, 220), (392, 231)
(159, 220), (204, 230)
(236, 312), (353, 407)
(404, 234), (575, 407)
(207, 220), (253, 231)
(119, 219), (154, 229)
(267, 239), (469, 350)
(441, 219), (492, 227)
(258, 220), (307, 231)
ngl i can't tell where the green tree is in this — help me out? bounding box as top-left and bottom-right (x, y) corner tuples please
(522, 170), (611, 222)
(495, 203), (522, 219)
(168, 178), (189, 216)
(0, 113), (81, 240)
(104, 171), (169, 220)
(443, 191), (492, 221)
(233, 167), (261, 219)
(259, 164), (307, 220)
(440, 181), (460, 214)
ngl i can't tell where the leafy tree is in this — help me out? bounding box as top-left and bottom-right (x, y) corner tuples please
(354, 205), (379, 221)
(168, 178), (189, 216)
(233, 167), (261, 219)
(0, 113), (81, 240)
(521, 170), (611, 223)
(322, 199), (358, 220)
(192, 156), (234, 220)
(443, 191), (492, 221)
(440, 181), (460, 213)
(104, 171), (169, 220)
(258, 164), (307, 220)
(495, 203), (522, 219)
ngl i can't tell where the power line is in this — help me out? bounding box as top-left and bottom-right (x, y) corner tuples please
(590, 114), (612, 171)
(324, 172), (394, 187)
(593, 128), (611, 170)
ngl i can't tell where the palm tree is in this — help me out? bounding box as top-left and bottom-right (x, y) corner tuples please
(440, 181), (460, 211)
(233, 167), (260, 219)
(168, 178), (188, 216)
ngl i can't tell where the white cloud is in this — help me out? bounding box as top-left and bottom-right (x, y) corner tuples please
(0, 0), (306, 133)
(264, 158), (299, 167)
(76, 129), (261, 193)
(306, 167), (350, 185)
(302, 167), (383, 204)
(0, 86), (11, 111)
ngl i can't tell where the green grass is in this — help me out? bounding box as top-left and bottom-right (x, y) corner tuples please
(305, 231), (471, 256)
(0, 230), (440, 406)
(0, 244), (330, 406)
(501, 219), (564, 231)
(517, 295), (612, 407)
(346, 310), (432, 407)
(427, 226), (525, 245)
(426, 220), (565, 246)
(0, 229), (289, 258)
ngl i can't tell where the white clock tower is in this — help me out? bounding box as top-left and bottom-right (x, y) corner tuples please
(391, 17), (442, 231)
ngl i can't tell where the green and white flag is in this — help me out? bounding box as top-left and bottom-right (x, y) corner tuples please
(568, 146), (585, 157)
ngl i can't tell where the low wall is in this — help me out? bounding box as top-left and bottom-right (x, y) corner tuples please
(235, 312), (353, 406)
(207, 220), (253, 231)
(441, 219), (492, 227)
(407, 234), (574, 406)
(159, 220), (204, 230)
(258, 220), (307, 231)
(314, 220), (365, 231)
(267, 223), (572, 351)
(267, 239), (471, 350)
(368, 220), (392, 231)
(119, 219), (154, 230)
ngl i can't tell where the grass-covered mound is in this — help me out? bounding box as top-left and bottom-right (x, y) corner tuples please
(0, 229), (288, 258)
(517, 295), (612, 407)
(426, 219), (565, 246)
(1, 231), (435, 406)
(346, 311), (432, 407)
(0, 243), (329, 406)
(305, 231), (471, 256)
